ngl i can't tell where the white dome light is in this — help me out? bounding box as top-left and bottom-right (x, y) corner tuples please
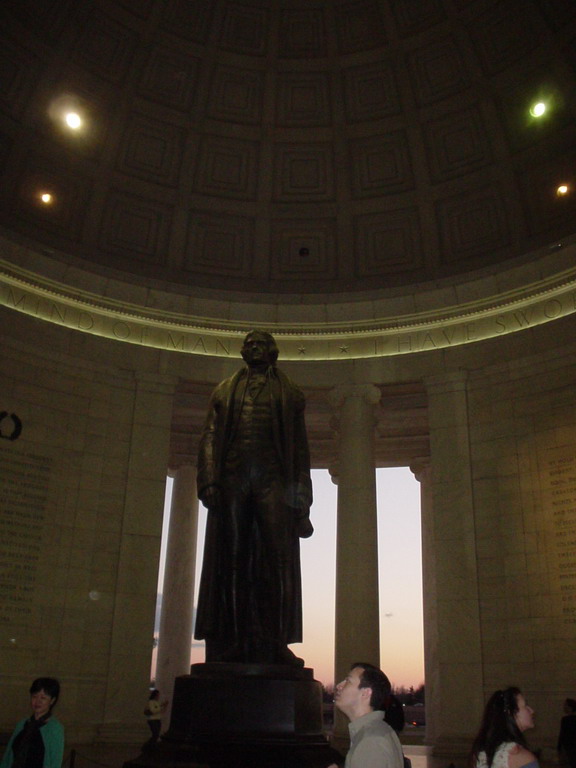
(65, 111), (82, 129)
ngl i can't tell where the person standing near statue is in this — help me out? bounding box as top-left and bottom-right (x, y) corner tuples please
(143, 689), (167, 748)
(0, 678), (64, 768)
(558, 698), (576, 768)
(195, 330), (313, 667)
(330, 663), (404, 768)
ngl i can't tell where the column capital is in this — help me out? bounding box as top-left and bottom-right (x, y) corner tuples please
(327, 383), (381, 410)
(409, 458), (430, 483)
(328, 462), (339, 485)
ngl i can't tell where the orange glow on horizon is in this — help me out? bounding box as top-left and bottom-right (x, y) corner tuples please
(155, 469), (424, 690)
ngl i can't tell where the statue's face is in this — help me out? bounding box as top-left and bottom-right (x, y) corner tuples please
(241, 333), (273, 366)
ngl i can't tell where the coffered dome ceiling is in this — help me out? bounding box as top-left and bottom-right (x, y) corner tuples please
(0, 0), (576, 348)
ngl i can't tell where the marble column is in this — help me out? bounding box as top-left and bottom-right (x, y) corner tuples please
(155, 463), (199, 725)
(329, 384), (381, 739)
(410, 459), (437, 746)
(100, 372), (176, 742)
(424, 371), (483, 757)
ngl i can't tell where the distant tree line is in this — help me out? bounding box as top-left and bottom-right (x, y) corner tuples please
(321, 683), (424, 706)
(392, 684), (425, 705)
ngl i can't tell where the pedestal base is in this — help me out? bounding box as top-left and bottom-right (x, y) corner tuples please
(124, 663), (343, 768)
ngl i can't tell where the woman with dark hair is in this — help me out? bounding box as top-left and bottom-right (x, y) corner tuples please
(0, 678), (64, 768)
(469, 687), (538, 768)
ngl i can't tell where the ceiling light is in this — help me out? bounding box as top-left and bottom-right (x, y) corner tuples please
(556, 184), (570, 196)
(529, 102), (546, 118)
(40, 192), (53, 204)
(65, 112), (82, 129)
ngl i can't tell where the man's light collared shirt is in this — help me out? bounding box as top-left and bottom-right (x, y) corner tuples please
(346, 710), (405, 768)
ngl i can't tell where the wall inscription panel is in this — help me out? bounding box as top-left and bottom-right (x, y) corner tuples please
(539, 445), (576, 629)
(0, 446), (54, 626)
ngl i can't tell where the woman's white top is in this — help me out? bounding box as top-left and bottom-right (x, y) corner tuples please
(477, 742), (517, 768)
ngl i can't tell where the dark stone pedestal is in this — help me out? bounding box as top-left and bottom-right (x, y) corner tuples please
(124, 663), (343, 768)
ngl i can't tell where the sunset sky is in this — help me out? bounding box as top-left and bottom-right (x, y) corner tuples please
(159, 467), (424, 690)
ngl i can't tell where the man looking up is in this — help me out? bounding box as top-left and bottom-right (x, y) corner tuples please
(331, 662), (405, 768)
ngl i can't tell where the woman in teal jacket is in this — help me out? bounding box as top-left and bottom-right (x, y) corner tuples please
(0, 678), (64, 768)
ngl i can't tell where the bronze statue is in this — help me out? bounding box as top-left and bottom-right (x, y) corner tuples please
(195, 330), (313, 666)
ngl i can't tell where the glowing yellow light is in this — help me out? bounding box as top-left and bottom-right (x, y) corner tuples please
(530, 102), (546, 117)
(556, 184), (570, 196)
(40, 192), (53, 204)
(65, 112), (82, 129)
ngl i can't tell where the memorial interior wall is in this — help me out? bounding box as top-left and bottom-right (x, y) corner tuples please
(1, 303), (576, 752)
(467, 344), (576, 751)
(0, 311), (172, 743)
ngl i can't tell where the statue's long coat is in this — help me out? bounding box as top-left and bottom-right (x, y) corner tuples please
(194, 365), (313, 645)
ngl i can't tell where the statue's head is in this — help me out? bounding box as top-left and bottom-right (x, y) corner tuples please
(241, 330), (279, 366)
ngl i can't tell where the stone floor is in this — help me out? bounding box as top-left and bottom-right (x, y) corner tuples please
(65, 743), (142, 768)
(63, 741), (454, 768)
(405, 744), (458, 768)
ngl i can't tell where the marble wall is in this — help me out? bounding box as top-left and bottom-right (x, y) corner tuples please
(1, 304), (576, 756)
(0, 315), (175, 742)
(420, 341), (576, 756)
(468, 346), (576, 755)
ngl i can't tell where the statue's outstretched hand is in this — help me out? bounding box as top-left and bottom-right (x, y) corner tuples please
(296, 514), (314, 539)
(202, 485), (221, 511)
